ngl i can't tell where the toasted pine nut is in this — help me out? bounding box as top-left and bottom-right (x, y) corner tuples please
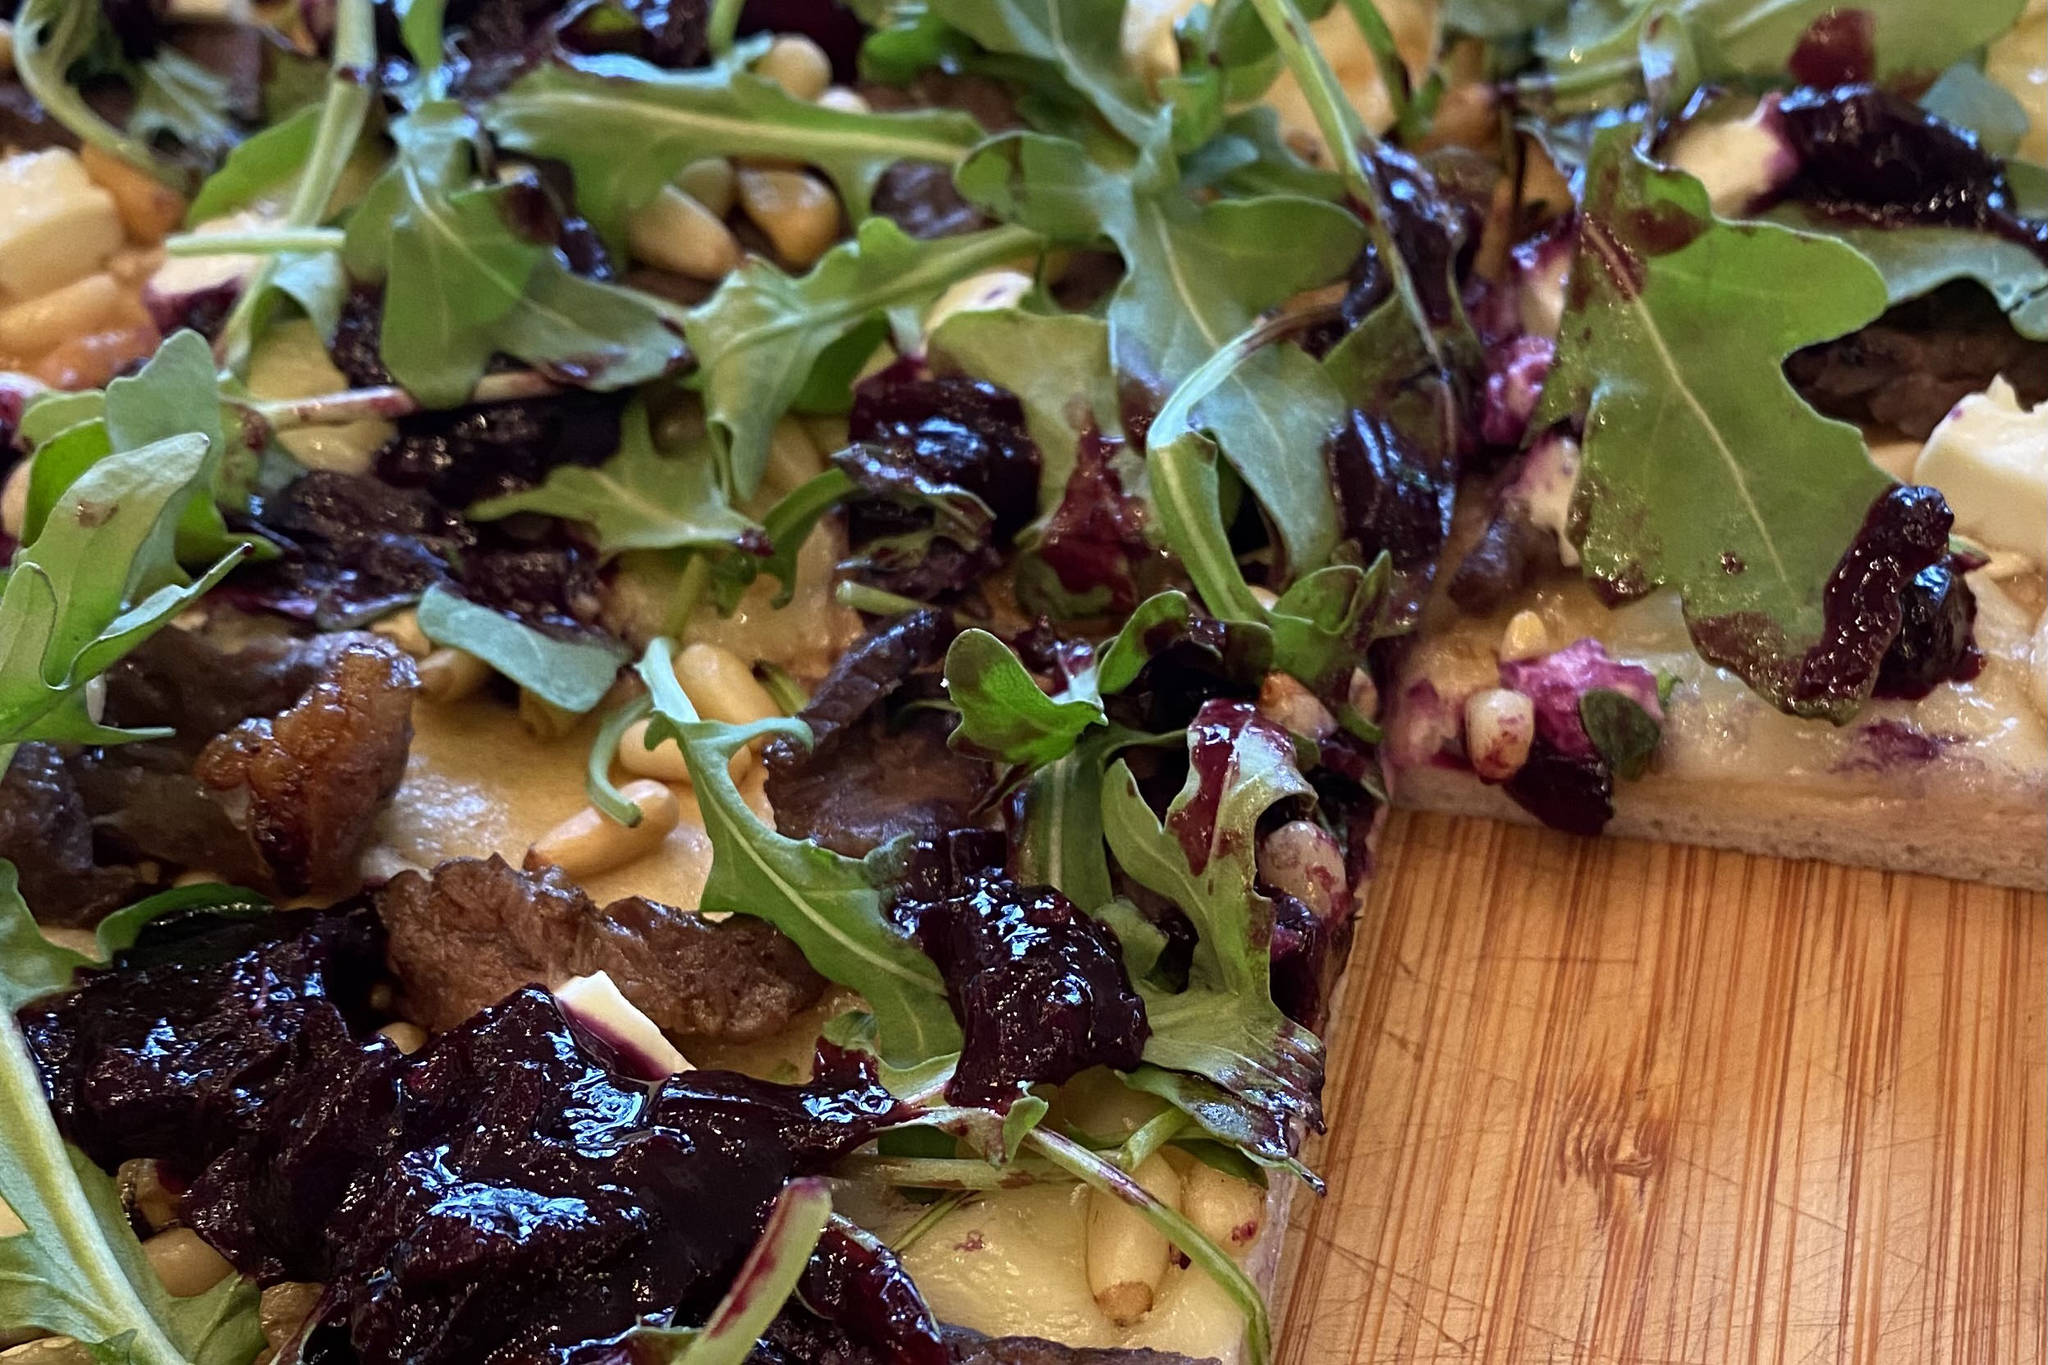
(259, 1283), (324, 1350)
(1248, 584), (1278, 609)
(1257, 672), (1336, 741)
(1180, 1160), (1265, 1255)
(1464, 687), (1535, 782)
(676, 158), (736, 216)
(118, 1158), (181, 1232)
(377, 1022), (427, 1054)
(80, 144), (187, 243)
(616, 717), (755, 785)
(735, 167), (840, 269)
(1256, 819), (1347, 920)
(143, 1228), (232, 1297)
(674, 642), (780, 725)
(0, 273), (125, 357)
(1086, 1153), (1181, 1326)
(370, 608), (432, 659)
(531, 779), (679, 879)
(1499, 609), (1549, 662)
(816, 85), (871, 115)
(1, 460), (29, 540)
(171, 868), (226, 887)
(416, 648), (491, 703)
(626, 185), (743, 282)
(1347, 667), (1380, 722)
(0, 1339), (93, 1365)
(31, 321), (161, 391)
(754, 35), (831, 100)
(0, 1200), (22, 1239)
(923, 268), (1033, 336)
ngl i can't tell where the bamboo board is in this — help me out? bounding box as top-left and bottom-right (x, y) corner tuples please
(1278, 811), (2047, 1364)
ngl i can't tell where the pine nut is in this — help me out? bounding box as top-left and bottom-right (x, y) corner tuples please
(1347, 667), (1380, 722)
(1248, 585), (1279, 609)
(675, 158), (736, 217)
(258, 1283), (323, 1350)
(923, 268), (1034, 335)
(626, 185), (743, 282)
(815, 85), (870, 115)
(1499, 609), (1549, 662)
(754, 35), (832, 100)
(172, 868), (226, 887)
(370, 608), (432, 659)
(79, 143), (187, 244)
(1, 460), (28, 539)
(616, 717), (754, 784)
(0, 273), (125, 357)
(1256, 819), (1347, 920)
(1464, 687), (1535, 782)
(530, 779), (679, 879)
(118, 1158), (181, 1232)
(673, 642), (779, 725)
(143, 1228), (232, 1297)
(32, 322), (162, 390)
(416, 647), (491, 703)
(1256, 672), (1336, 741)
(735, 167), (840, 269)
(1086, 1153), (1181, 1326)
(377, 1021), (427, 1054)
(0, 1340), (93, 1365)
(1180, 1160), (1265, 1256)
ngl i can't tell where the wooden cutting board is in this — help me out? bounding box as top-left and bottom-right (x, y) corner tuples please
(1277, 811), (2046, 1364)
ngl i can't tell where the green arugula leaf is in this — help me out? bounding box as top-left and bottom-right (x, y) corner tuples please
(129, 46), (239, 169)
(636, 640), (961, 1068)
(943, 628), (1105, 766)
(0, 865), (266, 1365)
(188, 105), (322, 223)
(394, 0), (449, 68)
(684, 218), (1042, 498)
(926, 307), (1122, 516)
(616, 1179), (831, 1365)
(483, 51), (984, 246)
(1100, 707), (1325, 1164)
(1543, 130), (1896, 720)
(416, 584), (626, 714)
(345, 102), (684, 408)
(926, 0), (1158, 145)
(1579, 687), (1662, 780)
(1919, 61), (2032, 157)
(1442, 0), (1573, 38)
(711, 468), (857, 611)
(14, 0), (196, 188)
(471, 401), (757, 555)
(0, 433), (246, 762)
(959, 128), (1363, 573)
(1529, 0), (2030, 111)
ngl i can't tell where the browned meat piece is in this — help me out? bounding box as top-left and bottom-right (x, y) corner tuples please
(1447, 501), (1557, 616)
(375, 855), (826, 1040)
(0, 743), (137, 925)
(196, 638), (417, 895)
(102, 628), (355, 756)
(1787, 285), (2048, 439)
(763, 611), (996, 858)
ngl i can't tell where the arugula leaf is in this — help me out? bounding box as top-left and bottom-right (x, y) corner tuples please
(0, 433), (246, 763)
(188, 105), (322, 223)
(0, 865), (266, 1365)
(14, 0), (197, 187)
(684, 218), (1042, 498)
(483, 51), (984, 246)
(1542, 130), (1896, 719)
(129, 46), (239, 169)
(471, 401), (757, 555)
(1100, 704), (1325, 1162)
(616, 1179), (831, 1365)
(1528, 0), (2031, 111)
(926, 308), (1122, 515)
(943, 628), (1105, 766)
(711, 469), (857, 611)
(925, 0), (1160, 145)
(959, 128), (1363, 573)
(416, 584), (626, 714)
(344, 102), (683, 408)
(637, 640), (961, 1068)
(1442, 0), (1574, 37)
(1579, 687), (1661, 780)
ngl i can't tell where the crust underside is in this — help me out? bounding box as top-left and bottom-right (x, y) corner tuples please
(1390, 764), (2048, 892)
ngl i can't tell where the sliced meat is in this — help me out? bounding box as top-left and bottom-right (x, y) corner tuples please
(195, 638), (417, 895)
(374, 855), (826, 1040)
(763, 610), (996, 857)
(1787, 284), (2048, 439)
(101, 628), (358, 756)
(0, 743), (138, 925)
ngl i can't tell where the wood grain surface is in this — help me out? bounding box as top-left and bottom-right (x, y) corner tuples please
(1278, 812), (2047, 1365)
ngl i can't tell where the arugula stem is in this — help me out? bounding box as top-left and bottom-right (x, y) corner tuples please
(663, 554), (714, 638)
(586, 693), (655, 827)
(835, 1154), (1064, 1190)
(890, 1191), (973, 1254)
(244, 369), (566, 431)
(1336, 0), (1414, 132)
(213, 0), (376, 373)
(707, 0), (744, 55)
(164, 228), (347, 257)
(1025, 1128), (1273, 1365)
(1240, 0), (1442, 370)
(1150, 282), (1349, 443)
(834, 581), (928, 617)
(14, 0), (184, 187)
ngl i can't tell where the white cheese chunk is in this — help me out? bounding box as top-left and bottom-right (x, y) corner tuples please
(1912, 377), (2048, 560)
(1663, 100), (1797, 217)
(1119, 0), (1200, 88)
(1518, 433), (1582, 568)
(0, 151), (125, 301)
(553, 971), (692, 1077)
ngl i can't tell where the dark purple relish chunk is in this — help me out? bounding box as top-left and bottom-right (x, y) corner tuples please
(1787, 9), (1875, 86)
(896, 850), (1149, 1110)
(1327, 409), (1456, 626)
(1266, 892), (1332, 1032)
(790, 1223), (949, 1365)
(1501, 739), (1614, 837)
(101, 0), (167, 59)
(557, 0), (710, 68)
(17, 905), (385, 1172)
(1777, 85), (2048, 265)
(1791, 482), (1956, 709)
(846, 364), (1043, 545)
(1035, 429), (1153, 612)
(1100, 615), (1269, 736)
(375, 393), (629, 508)
(1874, 557), (1983, 699)
(873, 161), (991, 241)
(499, 164), (619, 281)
